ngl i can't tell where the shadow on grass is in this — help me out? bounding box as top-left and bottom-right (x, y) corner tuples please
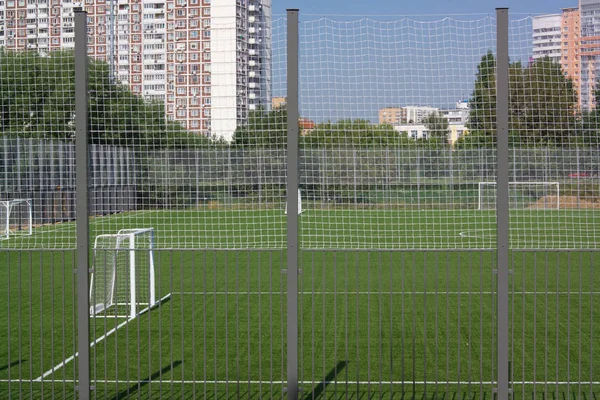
(109, 360), (182, 400)
(303, 360), (348, 400)
(0, 359), (26, 372)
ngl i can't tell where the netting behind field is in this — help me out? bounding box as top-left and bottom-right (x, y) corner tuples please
(0, 14), (598, 250)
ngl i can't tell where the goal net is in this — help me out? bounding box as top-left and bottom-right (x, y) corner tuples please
(90, 228), (157, 319)
(478, 182), (560, 210)
(0, 199), (33, 240)
(284, 189), (303, 215)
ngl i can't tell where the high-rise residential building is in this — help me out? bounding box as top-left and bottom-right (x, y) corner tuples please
(561, 7), (581, 106)
(532, 14), (562, 63)
(0, 0), (272, 140)
(579, 0), (600, 110)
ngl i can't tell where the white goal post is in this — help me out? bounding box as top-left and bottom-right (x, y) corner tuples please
(284, 189), (303, 215)
(90, 228), (158, 319)
(478, 182), (560, 210)
(0, 199), (33, 240)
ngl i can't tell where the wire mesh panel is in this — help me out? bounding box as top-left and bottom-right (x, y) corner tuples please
(1, 2), (599, 398)
(0, 250), (78, 399)
(506, 15), (600, 400)
(298, 250), (497, 399)
(295, 15), (502, 398)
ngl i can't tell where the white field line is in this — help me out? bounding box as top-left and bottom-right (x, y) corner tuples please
(3, 379), (600, 385)
(173, 291), (600, 296)
(33, 293), (172, 382)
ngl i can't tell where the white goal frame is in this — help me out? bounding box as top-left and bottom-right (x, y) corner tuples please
(0, 199), (33, 240)
(477, 182), (560, 210)
(284, 189), (303, 215)
(90, 227), (157, 319)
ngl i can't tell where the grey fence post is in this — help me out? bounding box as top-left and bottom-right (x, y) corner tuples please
(496, 8), (510, 400)
(286, 8), (300, 400)
(74, 7), (91, 399)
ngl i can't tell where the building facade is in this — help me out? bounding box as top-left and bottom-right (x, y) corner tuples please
(379, 105), (439, 125)
(0, 0), (272, 140)
(561, 7), (581, 106)
(532, 14), (562, 63)
(579, 0), (600, 110)
(379, 107), (406, 125)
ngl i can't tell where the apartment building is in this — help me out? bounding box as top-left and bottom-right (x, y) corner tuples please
(379, 105), (439, 125)
(579, 0), (600, 110)
(532, 14), (562, 63)
(0, 0), (272, 140)
(561, 7), (581, 103)
(379, 107), (406, 125)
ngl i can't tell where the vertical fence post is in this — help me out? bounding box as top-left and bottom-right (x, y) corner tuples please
(75, 7), (91, 399)
(496, 7), (510, 400)
(286, 8), (300, 400)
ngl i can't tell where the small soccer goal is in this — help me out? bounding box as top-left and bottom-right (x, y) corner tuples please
(0, 199), (33, 240)
(284, 189), (303, 215)
(478, 182), (560, 210)
(90, 228), (163, 319)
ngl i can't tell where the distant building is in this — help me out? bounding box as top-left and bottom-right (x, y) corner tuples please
(532, 14), (562, 64)
(0, 0), (273, 140)
(404, 106), (439, 124)
(379, 105), (438, 125)
(379, 107), (406, 125)
(440, 100), (469, 125)
(393, 124), (430, 140)
(561, 7), (581, 105)
(579, 0), (600, 110)
(393, 123), (467, 144)
(272, 96), (287, 109)
(298, 118), (315, 135)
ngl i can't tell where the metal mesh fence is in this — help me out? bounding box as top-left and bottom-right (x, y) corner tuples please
(0, 7), (598, 400)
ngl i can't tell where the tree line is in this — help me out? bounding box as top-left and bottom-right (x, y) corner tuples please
(0, 49), (221, 148)
(1, 49), (599, 148)
(234, 52), (600, 148)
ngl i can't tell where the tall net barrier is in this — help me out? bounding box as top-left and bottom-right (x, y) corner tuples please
(0, 7), (599, 399)
(1, 15), (595, 251)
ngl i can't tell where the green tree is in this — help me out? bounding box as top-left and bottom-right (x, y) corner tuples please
(0, 49), (216, 148)
(423, 111), (450, 142)
(303, 119), (415, 147)
(509, 57), (577, 146)
(465, 51), (496, 141)
(232, 106), (289, 147)
(458, 54), (578, 148)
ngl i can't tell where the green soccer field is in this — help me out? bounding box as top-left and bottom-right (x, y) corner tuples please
(0, 209), (599, 399)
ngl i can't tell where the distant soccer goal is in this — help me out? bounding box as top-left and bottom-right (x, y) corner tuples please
(90, 228), (161, 319)
(478, 182), (560, 210)
(0, 199), (33, 240)
(284, 189), (303, 215)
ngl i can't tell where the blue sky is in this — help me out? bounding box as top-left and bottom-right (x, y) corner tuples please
(272, 0), (578, 17)
(269, 0), (579, 123)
